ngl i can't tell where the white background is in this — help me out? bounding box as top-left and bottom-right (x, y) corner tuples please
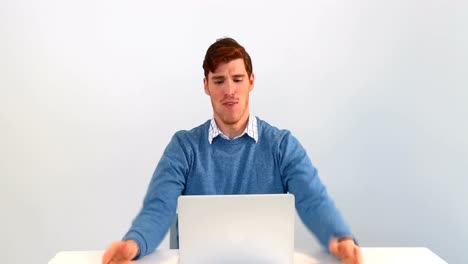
(1, 0), (467, 263)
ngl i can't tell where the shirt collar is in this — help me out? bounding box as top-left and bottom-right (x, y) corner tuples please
(208, 114), (258, 144)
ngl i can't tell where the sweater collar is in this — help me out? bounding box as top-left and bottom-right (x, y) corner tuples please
(208, 114), (258, 144)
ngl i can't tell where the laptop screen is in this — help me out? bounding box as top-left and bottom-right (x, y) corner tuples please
(177, 194), (295, 264)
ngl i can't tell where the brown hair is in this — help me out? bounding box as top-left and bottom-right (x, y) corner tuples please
(202, 37), (253, 78)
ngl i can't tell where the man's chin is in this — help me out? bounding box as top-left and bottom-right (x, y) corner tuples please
(218, 114), (242, 125)
(214, 110), (248, 126)
(220, 118), (240, 125)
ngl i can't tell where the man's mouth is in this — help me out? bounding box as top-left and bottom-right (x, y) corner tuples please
(223, 101), (238, 106)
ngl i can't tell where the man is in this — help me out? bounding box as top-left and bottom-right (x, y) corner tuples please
(102, 38), (363, 264)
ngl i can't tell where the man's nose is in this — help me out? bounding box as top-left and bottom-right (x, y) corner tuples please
(225, 80), (236, 95)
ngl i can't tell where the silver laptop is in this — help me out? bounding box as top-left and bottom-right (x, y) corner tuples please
(177, 194), (295, 264)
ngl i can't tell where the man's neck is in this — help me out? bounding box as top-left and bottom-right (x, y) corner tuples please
(214, 114), (250, 139)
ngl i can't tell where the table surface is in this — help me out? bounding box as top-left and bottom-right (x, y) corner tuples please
(49, 247), (447, 264)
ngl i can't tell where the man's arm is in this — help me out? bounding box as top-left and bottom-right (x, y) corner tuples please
(277, 131), (354, 247)
(277, 131), (362, 263)
(104, 132), (190, 262)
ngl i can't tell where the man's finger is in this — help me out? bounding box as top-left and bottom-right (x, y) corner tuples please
(102, 242), (119, 264)
(329, 238), (339, 256)
(120, 241), (134, 260)
(344, 245), (362, 264)
(354, 245), (364, 264)
(341, 243), (354, 258)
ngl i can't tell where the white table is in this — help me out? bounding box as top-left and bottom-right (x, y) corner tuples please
(49, 248), (447, 264)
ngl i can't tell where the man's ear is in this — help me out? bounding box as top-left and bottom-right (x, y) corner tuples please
(204, 78), (210, 95)
(249, 73), (255, 92)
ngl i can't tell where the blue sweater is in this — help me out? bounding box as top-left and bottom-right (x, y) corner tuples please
(123, 117), (352, 258)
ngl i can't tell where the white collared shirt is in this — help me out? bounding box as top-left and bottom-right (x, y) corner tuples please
(208, 114), (258, 144)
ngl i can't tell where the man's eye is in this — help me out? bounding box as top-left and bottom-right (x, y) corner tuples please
(214, 80), (224, 85)
(233, 79), (243, 82)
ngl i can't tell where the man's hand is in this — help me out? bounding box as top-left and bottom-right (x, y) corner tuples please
(329, 237), (363, 264)
(102, 240), (139, 264)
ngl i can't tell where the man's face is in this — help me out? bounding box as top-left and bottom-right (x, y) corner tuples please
(204, 58), (255, 127)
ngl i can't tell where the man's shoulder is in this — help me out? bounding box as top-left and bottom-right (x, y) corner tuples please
(257, 117), (291, 138)
(257, 117), (305, 155)
(173, 119), (211, 142)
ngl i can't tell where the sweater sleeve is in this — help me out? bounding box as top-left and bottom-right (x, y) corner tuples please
(122, 132), (190, 258)
(277, 131), (353, 250)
